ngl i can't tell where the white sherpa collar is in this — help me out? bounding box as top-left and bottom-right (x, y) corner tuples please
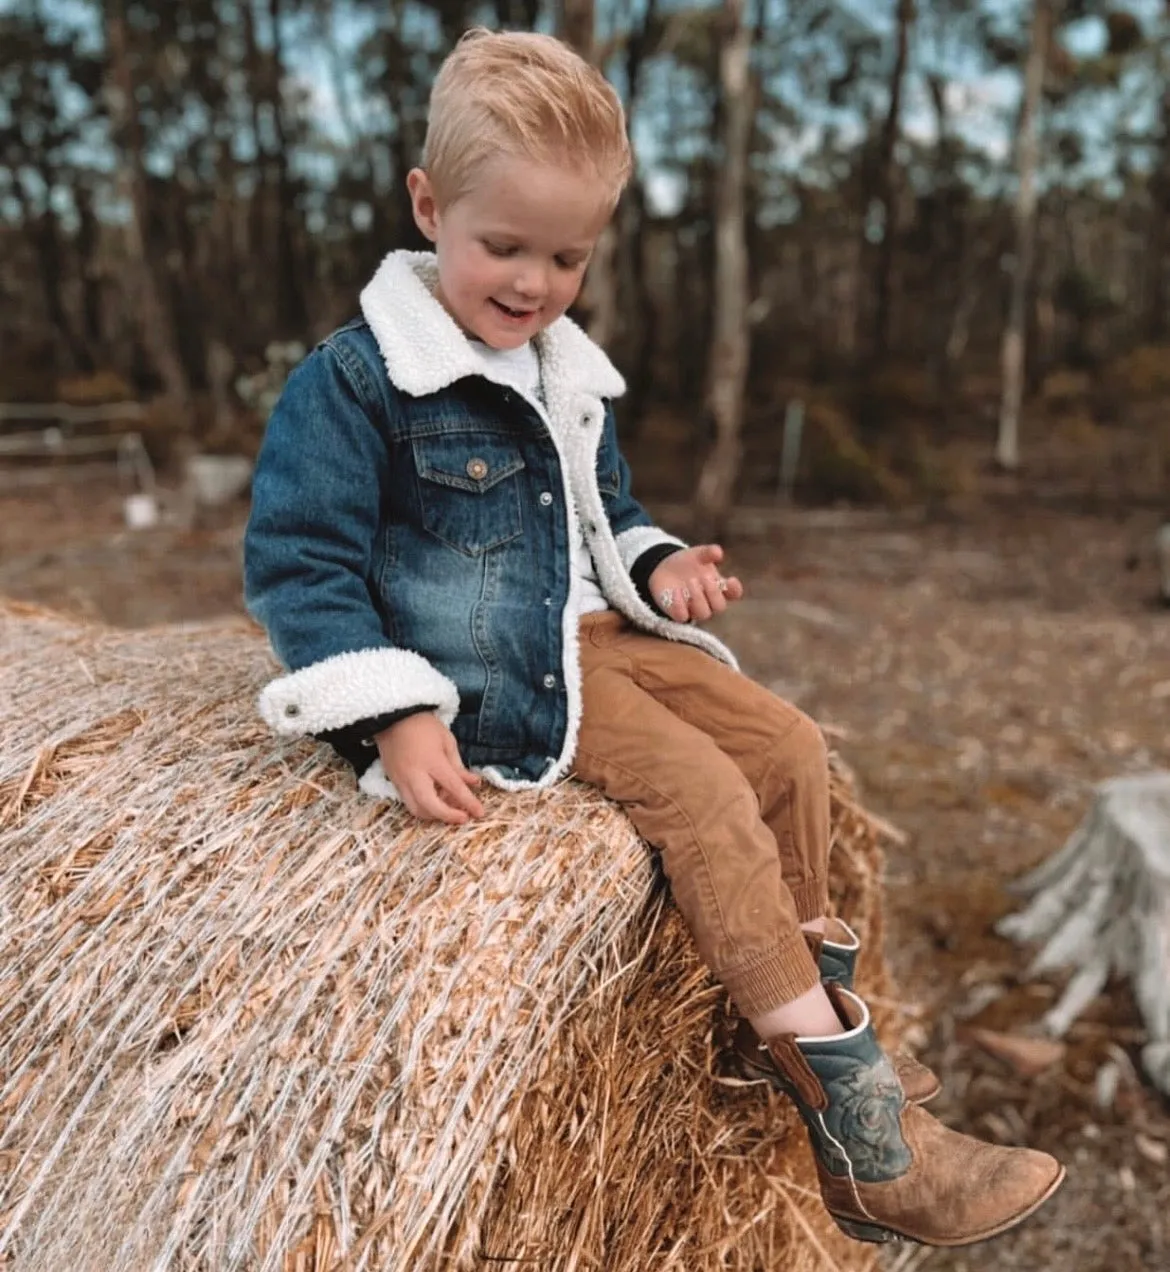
(358, 250), (626, 402)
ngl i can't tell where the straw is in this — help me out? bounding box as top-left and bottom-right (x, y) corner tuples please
(0, 602), (896, 1271)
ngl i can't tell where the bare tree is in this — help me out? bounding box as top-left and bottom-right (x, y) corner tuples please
(557, 0), (622, 350)
(872, 0), (916, 362)
(557, 0), (595, 62)
(103, 0), (191, 407)
(997, 0), (1057, 471)
(1146, 59), (1170, 342)
(693, 0), (753, 537)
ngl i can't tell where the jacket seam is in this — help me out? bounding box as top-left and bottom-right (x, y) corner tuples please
(323, 331), (380, 418)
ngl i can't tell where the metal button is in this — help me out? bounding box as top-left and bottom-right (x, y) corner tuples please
(539, 491), (553, 506)
(542, 673), (557, 689)
(543, 597), (553, 606)
(466, 457), (489, 480)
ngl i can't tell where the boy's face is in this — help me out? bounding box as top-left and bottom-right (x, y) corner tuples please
(408, 154), (613, 350)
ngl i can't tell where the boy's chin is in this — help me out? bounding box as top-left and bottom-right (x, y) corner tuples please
(472, 324), (541, 351)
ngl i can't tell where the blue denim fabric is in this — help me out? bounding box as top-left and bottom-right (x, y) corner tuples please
(244, 318), (658, 783)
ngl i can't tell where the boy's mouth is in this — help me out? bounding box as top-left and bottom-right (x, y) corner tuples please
(491, 299), (538, 321)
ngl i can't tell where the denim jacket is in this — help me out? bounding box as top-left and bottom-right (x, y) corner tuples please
(244, 250), (737, 798)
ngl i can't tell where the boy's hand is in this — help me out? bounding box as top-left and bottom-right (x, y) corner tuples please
(649, 544), (744, 624)
(375, 713), (484, 825)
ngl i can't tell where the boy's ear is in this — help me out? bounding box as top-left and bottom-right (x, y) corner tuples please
(407, 168), (440, 242)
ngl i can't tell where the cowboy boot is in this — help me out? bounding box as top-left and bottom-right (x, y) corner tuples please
(733, 984), (1065, 1246)
(807, 920), (941, 1106)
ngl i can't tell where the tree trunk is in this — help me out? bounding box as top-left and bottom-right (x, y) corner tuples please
(557, 0), (594, 62)
(996, 0), (1055, 471)
(1146, 69), (1170, 343)
(616, 0), (659, 435)
(693, 0), (753, 539)
(871, 0), (915, 364)
(926, 72), (964, 406)
(998, 771), (1170, 1096)
(75, 185), (105, 362)
(104, 1), (192, 407)
(265, 0), (309, 337)
(557, 0), (621, 352)
(22, 191), (91, 374)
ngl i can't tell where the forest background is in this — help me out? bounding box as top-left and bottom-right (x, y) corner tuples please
(4, 0), (1170, 522)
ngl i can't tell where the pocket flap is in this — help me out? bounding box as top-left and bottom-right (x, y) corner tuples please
(413, 438), (526, 494)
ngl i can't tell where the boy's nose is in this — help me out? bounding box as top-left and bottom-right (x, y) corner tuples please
(513, 265), (549, 300)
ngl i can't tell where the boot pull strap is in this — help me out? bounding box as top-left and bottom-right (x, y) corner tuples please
(766, 1036), (828, 1111)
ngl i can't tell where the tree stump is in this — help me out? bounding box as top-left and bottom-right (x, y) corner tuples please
(997, 771), (1170, 1095)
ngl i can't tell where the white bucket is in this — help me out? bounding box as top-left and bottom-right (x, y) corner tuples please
(123, 492), (161, 530)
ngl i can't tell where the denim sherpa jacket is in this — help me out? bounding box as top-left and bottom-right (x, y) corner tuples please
(244, 250), (738, 798)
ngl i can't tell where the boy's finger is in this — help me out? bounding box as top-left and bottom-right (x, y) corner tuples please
(419, 786), (471, 825)
(438, 764), (485, 817)
(440, 735), (482, 786)
(697, 544), (724, 564)
(722, 575), (745, 600)
(655, 585), (687, 621)
(701, 575), (728, 613)
(405, 777), (468, 825)
(687, 586), (713, 622)
(444, 742), (480, 785)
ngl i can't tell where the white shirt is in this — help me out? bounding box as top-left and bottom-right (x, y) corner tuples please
(471, 340), (609, 617)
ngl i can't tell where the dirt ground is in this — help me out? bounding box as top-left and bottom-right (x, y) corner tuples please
(2, 476), (1167, 1271)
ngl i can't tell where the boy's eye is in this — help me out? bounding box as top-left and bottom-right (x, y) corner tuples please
(555, 255), (586, 270)
(483, 241), (517, 258)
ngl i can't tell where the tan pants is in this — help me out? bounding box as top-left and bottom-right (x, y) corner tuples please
(572, 611), (829, 1017)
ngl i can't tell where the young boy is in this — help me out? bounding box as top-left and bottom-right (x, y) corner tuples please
(244, 28), (1064, 1247)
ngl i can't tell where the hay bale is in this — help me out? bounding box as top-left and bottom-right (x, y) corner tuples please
(0, 602), (899, 1272)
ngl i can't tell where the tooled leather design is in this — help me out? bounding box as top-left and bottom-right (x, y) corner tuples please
(733, 1017), (913, 1183)
(814, 1052), (913, 1183)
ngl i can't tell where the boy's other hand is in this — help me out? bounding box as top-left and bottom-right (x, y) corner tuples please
(649, 544), (744, 623)
(375, 713), (485, 825)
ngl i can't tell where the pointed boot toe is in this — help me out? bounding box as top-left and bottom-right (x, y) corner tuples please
(826, 1103), (1066, 1247)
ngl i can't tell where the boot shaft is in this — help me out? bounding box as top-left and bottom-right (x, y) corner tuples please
(806, 919), (861, 989)
(754, 987), (913, 1183)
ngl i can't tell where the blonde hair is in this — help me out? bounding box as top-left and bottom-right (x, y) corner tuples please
(422, 28), (632, 207)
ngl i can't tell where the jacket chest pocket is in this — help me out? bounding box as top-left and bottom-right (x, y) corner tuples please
(412, 436), (526, 556)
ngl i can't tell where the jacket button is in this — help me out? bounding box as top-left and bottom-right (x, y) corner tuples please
(542, 673), (557, 689)
(466, 457), (489, 480)
(539, 491), (553, 506)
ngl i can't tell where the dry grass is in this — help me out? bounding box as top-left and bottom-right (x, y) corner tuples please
(0, 601), (899, 1272)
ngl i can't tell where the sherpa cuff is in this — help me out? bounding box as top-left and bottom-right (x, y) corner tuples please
(258, 647), (460, 737)
(614, 525), (687, 574)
